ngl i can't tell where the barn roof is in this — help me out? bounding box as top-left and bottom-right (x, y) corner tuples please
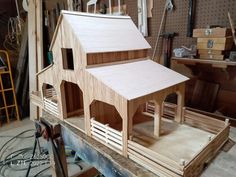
(50, 11), (151, 53)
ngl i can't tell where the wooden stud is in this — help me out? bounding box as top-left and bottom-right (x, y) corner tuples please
(28, 0), (38, 120)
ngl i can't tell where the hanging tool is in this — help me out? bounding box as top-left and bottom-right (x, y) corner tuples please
(22, 0), (29, 12)
(187, 0), (196, 37)
(161, 32), (177, 68)
(87, 0), (97, 13)
(228, 12), (236, 46)
(152, 0), (174, 61)
(138, 0), (148, 36)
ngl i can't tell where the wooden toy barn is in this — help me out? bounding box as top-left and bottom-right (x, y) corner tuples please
(31, 11), (230, 177)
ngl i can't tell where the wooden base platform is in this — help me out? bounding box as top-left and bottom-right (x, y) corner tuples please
(128, 109), (230, 177)
(65, 116), (85, 132)
(132, 119), (215, 165)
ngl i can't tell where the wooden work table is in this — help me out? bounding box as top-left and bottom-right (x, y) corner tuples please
(40, 112), (157, 177)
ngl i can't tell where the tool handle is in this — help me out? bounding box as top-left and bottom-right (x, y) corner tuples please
(187, 0), (194, 37)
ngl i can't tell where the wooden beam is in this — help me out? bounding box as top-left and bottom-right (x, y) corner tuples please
(36, 0), (44, 70)
(74, 168), (99, 177)
(154, 101), (161, 137)
(28, 0), (38, 120)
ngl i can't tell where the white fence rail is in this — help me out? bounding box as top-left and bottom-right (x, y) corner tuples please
(91, 118), (123, 153)
(128, 140), (183, 176)
(44, 97), (59, 116)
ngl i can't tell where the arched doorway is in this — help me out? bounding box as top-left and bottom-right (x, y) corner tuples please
(42, 83), (59, 116)
(60, 81), (85, 131)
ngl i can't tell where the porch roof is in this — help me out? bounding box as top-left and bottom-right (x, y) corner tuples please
(86, 59), (189, 100)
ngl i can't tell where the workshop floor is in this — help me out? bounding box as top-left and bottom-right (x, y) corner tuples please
(0, 119), (94, 177)
(0, 119), (236, 177)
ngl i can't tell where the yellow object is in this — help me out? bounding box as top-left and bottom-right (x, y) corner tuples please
(0, 50), (20, 124)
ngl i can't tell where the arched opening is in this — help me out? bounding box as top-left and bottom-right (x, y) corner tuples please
(143, 93), (178, 120)
(61, 81), (85, 131)
(131, 100), (157, 138)
(130, 95), (180, 141)
(42, 83), (59, 116)
(90, 100), (122, 131)
(89, 100), (123, 153)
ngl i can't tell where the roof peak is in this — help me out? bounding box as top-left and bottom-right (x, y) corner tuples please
(61, 10), (131, 19)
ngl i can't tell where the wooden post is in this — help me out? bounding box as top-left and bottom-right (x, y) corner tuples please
(122, 113), (128, 157)
(154, 101), (162, 137)
(28, 0), (38, 120)
(36, 0), (44, 70)
(54, 137), (69, 177)
(176, 84), (185, 123)
(45, 123), (68, 177)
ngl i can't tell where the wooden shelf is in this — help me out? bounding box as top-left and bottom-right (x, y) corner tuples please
(172, 57), (236, 68)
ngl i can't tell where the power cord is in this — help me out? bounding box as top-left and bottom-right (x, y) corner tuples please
(0, 126), (84, 177)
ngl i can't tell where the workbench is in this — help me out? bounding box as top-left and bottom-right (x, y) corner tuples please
(41, 112), (157, 177)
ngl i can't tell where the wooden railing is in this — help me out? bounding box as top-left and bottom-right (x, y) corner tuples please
(44, 97), (59, 116)
(91, 118), (123, 154)
(30, 91), (43, 108)
(128, 140), (183, 177)
(44, 88), (57, 98)
(162, 102), (177, 119)
(145, 101), (177, 119)
(183, 108), (226, 134)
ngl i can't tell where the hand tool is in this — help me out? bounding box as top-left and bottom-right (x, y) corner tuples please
(187, 0), (196, 37)
(152, 0), (174, 61)
(228, 12), (236, 46)
(161, 32), (177, 68)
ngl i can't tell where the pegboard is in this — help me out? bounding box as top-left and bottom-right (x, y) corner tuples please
(126, 0), (236, 59)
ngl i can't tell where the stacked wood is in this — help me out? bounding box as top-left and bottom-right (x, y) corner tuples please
(193, 28), (234, 60)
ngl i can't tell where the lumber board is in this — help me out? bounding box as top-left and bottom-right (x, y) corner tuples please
(198, 49), (224, 55)
(199, 54), (224, 60)
(197, 42), (233, 50)
(28, 0), (38, 120)
(193, 28), (232, 38)
(197, 37), (233, 44)
(36, 0), (44, 70)
(15, 20), (28, 96)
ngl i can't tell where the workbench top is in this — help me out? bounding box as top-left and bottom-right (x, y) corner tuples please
(41, 112), (157, 177)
